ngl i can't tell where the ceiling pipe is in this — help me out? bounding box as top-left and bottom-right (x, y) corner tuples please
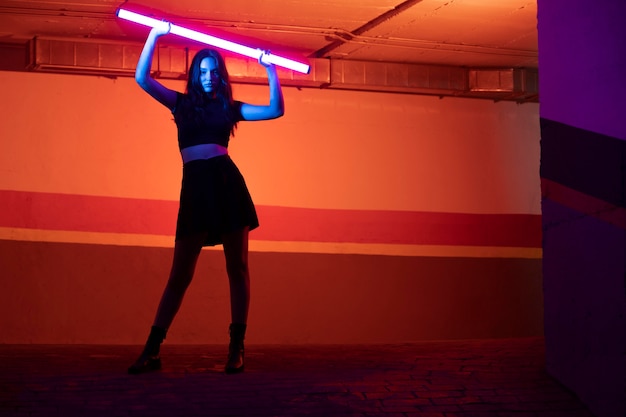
(312, 0), (424, 58)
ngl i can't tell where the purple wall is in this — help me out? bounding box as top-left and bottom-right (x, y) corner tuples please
(539, 1), (626, 139)
(538, 1), (626, 416)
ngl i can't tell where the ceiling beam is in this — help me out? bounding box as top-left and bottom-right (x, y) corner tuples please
(311, 0), (424, 58)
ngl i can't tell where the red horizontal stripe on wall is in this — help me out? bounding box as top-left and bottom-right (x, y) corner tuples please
(1, 190), (178, 235)
(541, 178), (626, 230)
(0, 190), (541, 247)
(255, 206), (541, 247)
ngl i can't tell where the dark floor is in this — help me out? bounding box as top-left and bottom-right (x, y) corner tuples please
(0, 337), (595, 417)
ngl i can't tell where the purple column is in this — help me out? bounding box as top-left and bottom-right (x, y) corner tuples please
(538, 1), (626, 416)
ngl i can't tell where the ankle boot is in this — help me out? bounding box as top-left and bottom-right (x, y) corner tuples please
(225, 323), (247, 374)
(128, 326), (167, 374)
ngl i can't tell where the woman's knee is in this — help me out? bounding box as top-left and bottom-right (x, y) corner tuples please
(225, 258), (249, 281)
(166, 269), (194, 293)
(167, 233), (205, 290)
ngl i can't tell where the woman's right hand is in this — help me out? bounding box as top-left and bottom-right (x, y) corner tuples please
(151, 20), (171, 37)
(136, 18), (177, 110)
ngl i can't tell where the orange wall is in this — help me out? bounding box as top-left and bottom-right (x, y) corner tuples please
(0, 70), (542, 344)
(0, 72), (540, 214)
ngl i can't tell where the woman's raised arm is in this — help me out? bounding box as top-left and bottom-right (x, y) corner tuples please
(240, 52), (285, 121)
(135, 22), (178, 110)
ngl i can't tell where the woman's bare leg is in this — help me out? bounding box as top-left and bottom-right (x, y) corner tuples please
(222, 227), (250, 325)
(222, 227), (250, 374)
(128, 232), (206, 374)
(153, 232), (207, 329)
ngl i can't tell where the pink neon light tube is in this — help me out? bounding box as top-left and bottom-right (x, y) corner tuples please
(117, 8), (310, 74)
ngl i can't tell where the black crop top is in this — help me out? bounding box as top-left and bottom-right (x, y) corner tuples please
(172, 92), (243, 150)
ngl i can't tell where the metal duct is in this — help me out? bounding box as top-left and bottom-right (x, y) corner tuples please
(28, 37), (538, 102)
(29, 37), (142, 78)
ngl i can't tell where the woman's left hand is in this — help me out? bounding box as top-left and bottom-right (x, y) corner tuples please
(258, 50), (274, 68)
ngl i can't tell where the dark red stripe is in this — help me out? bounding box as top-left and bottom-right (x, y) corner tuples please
(0, 190), (542, 247)
(254, 206), (541, 247)
(0, 190), (179, 235)
(541, 179), (626, 230)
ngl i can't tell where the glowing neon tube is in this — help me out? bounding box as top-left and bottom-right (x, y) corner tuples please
(116, 8), (310, 74)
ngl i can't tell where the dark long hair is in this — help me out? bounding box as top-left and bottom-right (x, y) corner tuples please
(176, 48), (238, 136)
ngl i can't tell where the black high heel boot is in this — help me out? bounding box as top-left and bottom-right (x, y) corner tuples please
(225, 323), (247, 374)
(128, 326), (167, 374)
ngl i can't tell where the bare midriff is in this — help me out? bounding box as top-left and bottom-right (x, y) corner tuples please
(180, 143), (228, 164)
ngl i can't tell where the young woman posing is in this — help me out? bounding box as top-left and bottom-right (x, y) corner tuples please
(128, 21), (284, 375)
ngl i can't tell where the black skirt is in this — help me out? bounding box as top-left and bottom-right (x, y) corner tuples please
(176, 155), (259, 246)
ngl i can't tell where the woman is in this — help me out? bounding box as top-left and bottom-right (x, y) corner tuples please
(128, 21), (284, 375)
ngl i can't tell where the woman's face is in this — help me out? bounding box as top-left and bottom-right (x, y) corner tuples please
(199, 57), (220, 93)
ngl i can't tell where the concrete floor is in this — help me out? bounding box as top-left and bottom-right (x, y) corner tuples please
(0, 337), (595, 417)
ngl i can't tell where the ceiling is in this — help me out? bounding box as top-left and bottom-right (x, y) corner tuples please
(0, 0), (537, 68)
(0, 0), (538, 101)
